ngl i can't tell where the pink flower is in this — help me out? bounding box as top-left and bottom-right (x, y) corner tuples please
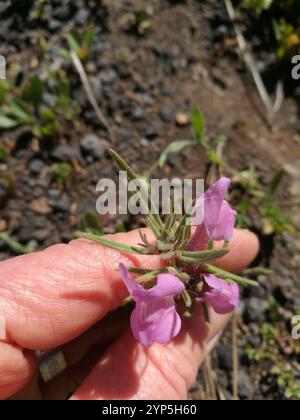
(198, 274), (240, 314)
(189, 177), (237, 250)
(119, 264), (185, 347)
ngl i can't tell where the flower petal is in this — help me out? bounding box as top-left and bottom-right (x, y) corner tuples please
(210, 201), (237, 241)
(189, 177), (234, 249)
(188, 224), (209, 251)
(204, 177), (231, 238)
(202, 274), (240, 314)
(119, 263), (144, 296)
(130, 299), (182, 347)
(133, 274), (185, 303)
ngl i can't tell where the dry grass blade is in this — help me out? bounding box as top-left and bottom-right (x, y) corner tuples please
(70, 51), (115, 143)
(232, 312), (239, 400)
(224, 0), (284, 127)
(203, 356), (218, 400)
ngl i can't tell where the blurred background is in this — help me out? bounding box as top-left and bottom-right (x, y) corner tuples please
(0, 0), (300, 400)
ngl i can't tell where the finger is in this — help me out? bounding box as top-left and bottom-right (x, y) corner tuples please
(71, 230), (259, 400)
(70, 309), (231, 400)
(0, 343), (36, 400)
(62, 306), (131, 367)
(10, 308), (131, 401)
(214, 229), (260, 273)
(0, 229), (161, 350)
(41, 341), (112, 400)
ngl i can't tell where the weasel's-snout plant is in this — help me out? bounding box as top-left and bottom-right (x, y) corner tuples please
(76, 150), (262, 347)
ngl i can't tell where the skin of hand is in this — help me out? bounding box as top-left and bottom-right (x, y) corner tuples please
(0, 228), (259, 400)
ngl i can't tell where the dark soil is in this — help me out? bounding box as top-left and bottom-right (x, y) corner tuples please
(0, 0), (300, 400)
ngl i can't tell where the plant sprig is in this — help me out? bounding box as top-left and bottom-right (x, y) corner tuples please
(76, 149), (260, 294)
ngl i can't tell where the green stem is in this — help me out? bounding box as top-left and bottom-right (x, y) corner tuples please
(0, 232), (34, 254)
(243, 267), (273, 276)
(109, 149), (165, 235)
(136, 270), (162, 283)
(202, 263), (259, 287)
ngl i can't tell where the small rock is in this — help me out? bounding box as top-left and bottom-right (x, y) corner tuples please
(48, 19), (61, 32)
(238, 370), (253, 400)
(176, 112), (189, 126)
(44, 93), (56, 107)
(32, 186), (45, 198)
(243, 297), (266, 323)
(28, 159), (44, 175)
(16, 227), (32, 243)
(136, 93), (153, 106)
(30, 197), (52, 215)
(32, 229), (50, 242)
(0, 178), (11, 208)
(51, 144), (79, 162)
(140, 138), (150, 147)
(26, 239), (39, 250)
(131, 106), (145, 121)
(0, 219), (7, 231)
(84, 110), (104, 128)
(160, 83), (176, 96)
(53, 5), (71, 20)
(48, 188), (61, 200)
(217, 344), (233, 370)
(100, 69), (117, 85)
(86, 62), (97, 74)
(159, 107), (174, 123)
(117, 128), (130, 143)
(75, 9), (89, 25)
(247, 334), (262, 348)
(49, 192), (70, 213)
(80, 134), (105, 160)
(89, 77), (103, 103)
(146, 121), (162, 139)
(134, 82), (148, 93)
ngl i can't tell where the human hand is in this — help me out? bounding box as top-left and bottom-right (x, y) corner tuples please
(0, 228), (259, 400)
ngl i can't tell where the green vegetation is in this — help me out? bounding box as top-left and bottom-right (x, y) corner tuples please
(240, 0), (300, 59)
(50, 163), (72, 184)
(0, 26), (95, 141)
(191, 107), (294, 235)
(246, 317), (300, 399)
(0, 65), (80, 141)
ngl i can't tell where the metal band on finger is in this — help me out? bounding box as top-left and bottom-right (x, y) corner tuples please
(36, 349), (68, 383)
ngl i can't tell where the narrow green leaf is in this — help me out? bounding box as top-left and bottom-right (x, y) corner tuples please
(157, 241), (174, 251)
(243, 267), (274, 276)
(0, 232), (34, 254)
(85, 26), (95, 48)
(66, 33), (81, 54)
(182, 290), (193, 308)
(158, 140), (193, 168)
(109, 149), (138, 182)
(192, 106), (206, 147)
(74, 231), (151, 255)
(0, 115), (18, 128)
(136, 270), (161, 283)
(267, 170), (285, 198)
(25, 76), (44, 108)
(109, 149), (165, 235)
(180, 248), (229, 260)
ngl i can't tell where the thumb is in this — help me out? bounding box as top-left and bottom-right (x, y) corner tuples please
(0, 229), (161, 351)
(71, 229), (259, 400)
